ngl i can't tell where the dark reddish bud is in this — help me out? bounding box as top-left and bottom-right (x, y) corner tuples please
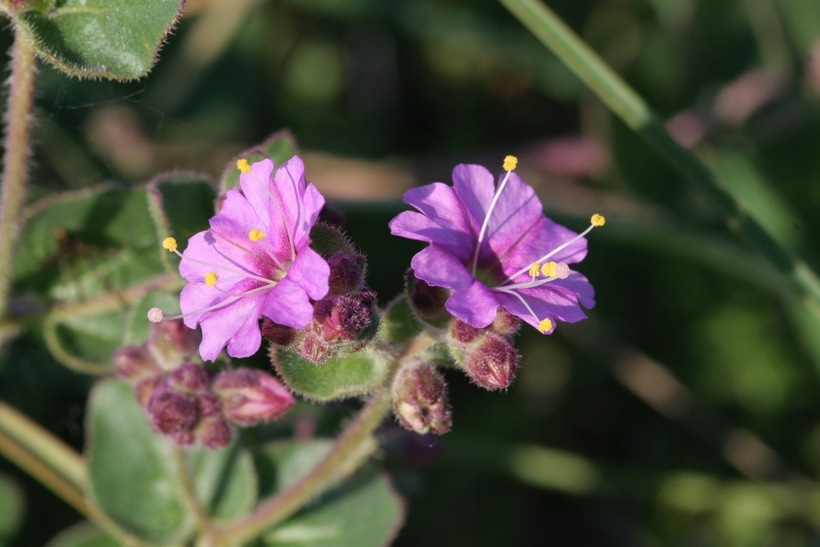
(392, 363), (452, 435)
(490, 308), (521, 337)
(318, 203), (345, 228)
(326, 252), (366, 295)
(148, 319), (200, 368)
(463, 332), (519, 390)
(135, 376), (163, 407)
(261, 319), (297, 347)
(448, 319), (481, 346)
(146, 388), (199, 436)
(114, 346), (161, 384)
(213, 368), (294, 426)
(406, 271), (450, 328)
(167, 363), (210, 393)
(196, 416), (233, 449)
(198, 392), (222, 418)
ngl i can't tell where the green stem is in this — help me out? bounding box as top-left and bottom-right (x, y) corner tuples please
(170, 447), (217, 544)
(500, 0), (820, 310)
(0, 24), (36, 318)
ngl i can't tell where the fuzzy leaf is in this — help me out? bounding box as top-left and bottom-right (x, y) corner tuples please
(14, 0), (186, 81)
(45, 522), (119, 547)
(380, 295), (421, 345)
(272, 349), (388, 402)
(86, 380), (258, 542)
(219, 131), (299, 193)
(256, 439), (405, 547)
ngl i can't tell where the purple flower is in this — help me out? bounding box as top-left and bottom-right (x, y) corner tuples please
(155, 156), (330, 361)
(389, 156), (603, 333)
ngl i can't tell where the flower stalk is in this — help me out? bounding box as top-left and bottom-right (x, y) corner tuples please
(0, 24), (36, 317)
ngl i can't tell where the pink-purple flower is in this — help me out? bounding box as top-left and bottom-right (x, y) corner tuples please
(154, 156), (330, 361)
(389, 156), (603, 334)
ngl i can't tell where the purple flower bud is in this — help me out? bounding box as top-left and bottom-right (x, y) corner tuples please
(462, 332), (519, 391)
(448, 319), (481, 346)
(195, 415), (233, 449)
(213, 368), (294, 426)
(148, 319), (201, 368)
(135, 376), (162, 407)
(261, 319), (297, 347)
(114, 346), (161, 384)
(391, 363), (452, 435)
(326, 252), (366, 295)
(406, 271), (451, 329)
(167, 363), (210, 393)
(146, 388), (199, 436)
(490, 308), (522, 337)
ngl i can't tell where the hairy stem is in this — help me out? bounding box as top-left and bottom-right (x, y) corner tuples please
(0, 24), (36, 317)
(500, 0), (820, 311)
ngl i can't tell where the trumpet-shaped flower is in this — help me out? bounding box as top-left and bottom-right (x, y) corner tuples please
(155, 157), (329, 361)
(389, 156), (602, 334)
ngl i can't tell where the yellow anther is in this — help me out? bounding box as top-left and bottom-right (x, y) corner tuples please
(541, 261), (558, 278)
(248, 228), (265, 241)
(538, 318), (553, 333)
(503, 155), (518, 172)
(528, 263), (540, 278)
(162, 237), (178, 252)
(236, 158), (251, 174)
(591, 213), (606, 227)
(204, 272), (219, 286)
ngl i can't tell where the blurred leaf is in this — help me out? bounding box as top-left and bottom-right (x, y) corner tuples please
(219, 131), (299, 193)
(272, 349), (388, 402)
(45, 522), (118, 547)
(189, 442), (257, 522)
(0, 474), (24, 545)
(14, 0), (186, 81)
(256, 439), (334, 495)
(86, 380), (194, 544)
(256, 439), (405, 547)
(380, 295), (421, 345)
(123, 291), (180, 347)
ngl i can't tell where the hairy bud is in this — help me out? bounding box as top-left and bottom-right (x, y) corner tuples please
(326, 252), (366, 295)
(392, 363), (452, 435)
(463, 332), (519, 391)
(148, 319), (201, 369)
(114, 346), (161, 384)
(213, 368), (295, 426)
(406, 271), (450, 329)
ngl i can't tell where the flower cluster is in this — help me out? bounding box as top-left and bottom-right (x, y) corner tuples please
(115, 319), (294, 448)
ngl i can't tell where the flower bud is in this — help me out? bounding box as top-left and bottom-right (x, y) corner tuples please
(406, 271), (450, 329)
(326, 252), (366, 295)
(195, 415), (233, 449)
(213, 368), (295, 426)
(391, 363), (452, 435)
(146, 387), (199, 437)
(490, 308), (521, 337)
(261, 319), (297, 347)
(448, 319), (481, 347)
(462, 332), (519, 391)
(148, 319), (201, 369)
(167, 363), (210, 394)
(114, 346), (161, 384)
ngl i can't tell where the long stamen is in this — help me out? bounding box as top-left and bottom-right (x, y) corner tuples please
(162, 237), (279, 286)
(492, 285), (552, 332)
(471, 155), (518, 275)
(505, 214), (605, 283)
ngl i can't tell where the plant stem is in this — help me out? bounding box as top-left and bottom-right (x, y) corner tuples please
(170, 447), (217, 544)
(0, 404), (87, 513)
(500, 0), (820, 311)
(214, 387), (393, 544)
(0, 24), (36, 318)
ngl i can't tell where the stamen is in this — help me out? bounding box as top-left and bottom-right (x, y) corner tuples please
(471, 155), (518, 275)
(248, 228), (265, 241)
(538, 318), (553, 333)
(591, 213), (606, 227)
(541, 261), (557, 278)
(237, 158), (251, 174)
(163, 237), (178, 253)
(147, 307), (163, 323)
(528, 263), (540, 278)
(205, 272), (218, 286)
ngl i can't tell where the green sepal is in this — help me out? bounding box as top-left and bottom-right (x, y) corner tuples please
(14, 0), (186, 81)
(271, 348), (388, 402)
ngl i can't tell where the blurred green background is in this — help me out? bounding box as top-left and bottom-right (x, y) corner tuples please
(2, 0), (820, 544)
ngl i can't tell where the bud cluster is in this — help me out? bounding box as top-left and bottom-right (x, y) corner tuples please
(262, 224), (379, 364)
(115, 319), (294, 448)
(391, 362), (452, 435)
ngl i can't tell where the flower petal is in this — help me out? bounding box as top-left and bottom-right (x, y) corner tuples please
(410, 245), (472, 291)
(284, 246), (329, 301)
(446, 280), (499, 328)
(197, 295), (262, 361)
(260, 277), (315, 328)
(451, 164), (495, 234)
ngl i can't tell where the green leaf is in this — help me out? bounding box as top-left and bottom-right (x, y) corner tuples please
(14, 0), (186, 81)
(86, 380), (195, 544)
(256, 440), (405, 547)
(219, 131), (299, 193)
(123, 291), (180, 347)
(46, 522), (119, 547)
(86, 380), (259, 543)
(272, 348), (388, 402)
(189, 442), (258, 522)
(379, 295), (421, 345)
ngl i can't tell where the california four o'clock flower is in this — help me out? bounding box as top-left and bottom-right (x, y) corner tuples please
(150, 156), (330, 361)
(389, 156), (604, 334)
